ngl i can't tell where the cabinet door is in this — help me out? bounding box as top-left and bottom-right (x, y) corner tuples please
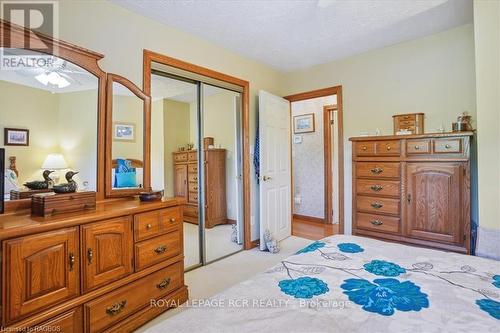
(82, 217), (133, 292)
(406, 163), (463, 244)
(174, 164), (187, 197)
(3, 228), (80, 325)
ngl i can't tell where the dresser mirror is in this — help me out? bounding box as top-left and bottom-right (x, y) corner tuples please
(0, 47), (101, 202)
(106, 74), (151, 197)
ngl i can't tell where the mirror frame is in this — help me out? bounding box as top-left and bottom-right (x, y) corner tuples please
(0, 19), (107, 209)
(105, 73), (151, 197)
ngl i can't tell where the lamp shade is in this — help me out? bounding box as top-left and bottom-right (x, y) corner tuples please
(41, 153), (68, 170)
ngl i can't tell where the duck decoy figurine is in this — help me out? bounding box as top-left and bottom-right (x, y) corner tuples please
(53, 171), (79, 194)
(24, 170), (54, 190)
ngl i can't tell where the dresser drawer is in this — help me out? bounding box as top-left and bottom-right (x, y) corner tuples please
(188, 173), (198, 183)
(356, 162), (400, 179)
(188, 163), (197, 173)
(84, 262), (182, 333)
(398, 120), (415, 127)
(356, 213), (400, 234)
(188, 182), (199, 192)
(355, 142), (376, 156)
(134, 207), (182, 242)
(356, 179), (400, 197)
(173, 153), (188, 163)
(407, 139), (431, 154)
(375, 140), (400, 156)
(188, 191), (199, 204)
(188, 151), (197, 161)
(35, 307), (83, 333)
(184, 204), (198, 218)
(357, 196), (400, 215)
(433, 138), (462, 154)
(135, 230), (182, 271)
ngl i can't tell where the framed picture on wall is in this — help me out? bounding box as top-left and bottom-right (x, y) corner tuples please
(293, 114), (315, 133)
(4, 128), (29, 146)
(113, 122), (135, 142)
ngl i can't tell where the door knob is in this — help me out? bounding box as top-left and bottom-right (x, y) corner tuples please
(263, 175), (272, 182)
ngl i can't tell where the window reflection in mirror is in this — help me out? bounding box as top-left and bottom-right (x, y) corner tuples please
(111, 82), (144, 190)
(0, 48), (98, 201)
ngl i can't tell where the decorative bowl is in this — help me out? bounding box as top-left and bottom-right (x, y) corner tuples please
(139, 190), (164, 202)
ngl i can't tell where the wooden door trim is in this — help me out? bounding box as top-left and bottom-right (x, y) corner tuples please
(285, 86), (344, 234)
(143, 50), (252, 250)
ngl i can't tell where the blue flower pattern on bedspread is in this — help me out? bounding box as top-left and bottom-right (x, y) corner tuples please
(337, 243), (364, 253)
(492, 275), (500, 289)
(279, 277), (329, 299)
(296, 241), (326, 254)
(341, 278), (429, 316)
(476, 299), (500, 320)
(364, 260), (406, 277)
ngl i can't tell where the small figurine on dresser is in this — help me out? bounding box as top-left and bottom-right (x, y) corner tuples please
(24, 170), (54, 190)
(52, 171), (78, 193)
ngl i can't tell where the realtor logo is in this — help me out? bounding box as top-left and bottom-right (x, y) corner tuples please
(0, 0), (58, 70)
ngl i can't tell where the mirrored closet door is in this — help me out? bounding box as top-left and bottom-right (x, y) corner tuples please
(150, 67), (244, 270)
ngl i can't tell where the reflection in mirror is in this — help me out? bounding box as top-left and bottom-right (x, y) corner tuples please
(111, 82), (144, 190)
(150, 73), (200, 269)
(0, 48), (98, 201)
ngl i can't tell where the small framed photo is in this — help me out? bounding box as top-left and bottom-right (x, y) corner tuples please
(4, 128), (29, 146)
(293, 114), (315, 134)
(113, 122), (135, 142)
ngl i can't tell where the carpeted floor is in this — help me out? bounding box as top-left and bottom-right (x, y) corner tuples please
(184, 222), (243, 268)
(135, 235), (311, 332)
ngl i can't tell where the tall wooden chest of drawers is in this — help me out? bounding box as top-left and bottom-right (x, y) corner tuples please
(350, 132), (473, 253)
(173, 149), (227, 228)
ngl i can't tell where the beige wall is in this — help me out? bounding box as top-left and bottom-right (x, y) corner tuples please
(0, 80), (59, 184)
(473, 0), (500, 259)
(58, 90), (99, 190)
(283, 24), (476, 233)
(151, 99), (165, 191)
(58, 0), (284, 241)
(163, 99), (191, 197)
(1, 81), (98, 189)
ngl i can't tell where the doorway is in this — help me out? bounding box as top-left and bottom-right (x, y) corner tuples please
(284, 87), (344, 239)
(145, 52), (250, 270)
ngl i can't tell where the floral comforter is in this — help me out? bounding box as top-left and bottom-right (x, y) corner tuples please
(146, 235), (499, 333)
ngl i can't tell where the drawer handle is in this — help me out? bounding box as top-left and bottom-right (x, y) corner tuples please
(386, 146), (391, 150)
(370, 185), (383, 192)
(69, 253), (75, 271)
(146, 223), (152, 230)
(170, 217), (176, 223)
(156, 277), (171, 290)
(193, 196), (198, 200)
(193, 177), (198, 181)
(414, 145), (420, 150)
(370, 167), (383, 174)
(370, 220), (383, 226)
(154, 245), (167, 254)
(371, 203), (383, 209)
(106, 300), (127, 316)
(193, 186), (198, 190)
(362, 146), (368, 151)
(445, 144), (451, 149)
(87, 248), (93, 264)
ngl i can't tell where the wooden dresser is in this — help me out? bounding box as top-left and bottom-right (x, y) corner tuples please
(173, 149), (227, 228)
(350, 132), (472, 253)
(0, 198), (188, 332)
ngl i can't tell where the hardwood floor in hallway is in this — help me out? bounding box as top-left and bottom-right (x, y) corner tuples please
(291, 216), (339, 240)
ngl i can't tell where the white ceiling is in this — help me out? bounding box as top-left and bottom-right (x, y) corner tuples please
(112, 0), (473, 72)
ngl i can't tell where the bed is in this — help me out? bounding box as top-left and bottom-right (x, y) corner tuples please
(146, 235), (499, 333)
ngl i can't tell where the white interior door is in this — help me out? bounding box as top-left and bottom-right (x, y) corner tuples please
(234, 95), (244, 245)
(259, 90), (291, 250)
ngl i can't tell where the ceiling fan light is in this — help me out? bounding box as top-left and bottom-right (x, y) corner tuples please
(35, 72), (49, 85)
